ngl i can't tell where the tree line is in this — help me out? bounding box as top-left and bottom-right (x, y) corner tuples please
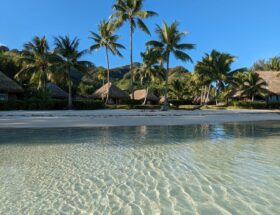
(1, 0), (279, 109)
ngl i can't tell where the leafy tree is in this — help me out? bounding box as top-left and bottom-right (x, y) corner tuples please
(195, 49), (246, 105)
(89, 20), (125, 103)
(135, 48), (164, 104)
(240, 71), (269, 101)
(252, 57), (280, 71)
(54, 36), (91, 108)
(147, 21), (195, 110)
(111, 0), (157, 99)
(15, 36), (56, 93)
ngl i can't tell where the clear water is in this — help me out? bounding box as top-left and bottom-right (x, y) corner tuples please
(0, 122), (280, 215)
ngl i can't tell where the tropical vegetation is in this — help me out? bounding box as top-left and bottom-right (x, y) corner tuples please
(0, 0), (280, 110)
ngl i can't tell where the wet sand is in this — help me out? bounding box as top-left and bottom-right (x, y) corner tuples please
(0, 109), (280, 128)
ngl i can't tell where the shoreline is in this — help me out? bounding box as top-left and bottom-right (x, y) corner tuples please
(0, 109), (280, 128)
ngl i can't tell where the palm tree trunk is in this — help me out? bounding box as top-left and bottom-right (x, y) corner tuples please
(105, 47), (110, 104)
(130, 19), (134, 100)
(67, 69), (72, 109)
(205, 83), (211, 104)
(163, 54), (170, 111)
(252, 95), (255, 102)
(143, 86), (149, 105)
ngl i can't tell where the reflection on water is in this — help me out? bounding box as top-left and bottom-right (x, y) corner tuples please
(0, 121), (280, 215)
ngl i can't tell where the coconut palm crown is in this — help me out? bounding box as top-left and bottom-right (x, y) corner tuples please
(54, 35), (91, 108)
(146, 21), (195, 110)
(15, 36), (55, 92)
(89, 20), (125, 90)
(111, 0), (157, 99)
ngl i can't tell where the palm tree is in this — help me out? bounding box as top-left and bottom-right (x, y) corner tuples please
(146, 21), (195, 110)
(135, 48), (164, 104)
(169, 79), (186, 101)
(111, 0), (157, 99)
(195, 50), (246, 105)
(15, 36), (55, 93)
(54, 36), (91, 108)
(241, 71), (269, 101)
(89, 20), (125, 103)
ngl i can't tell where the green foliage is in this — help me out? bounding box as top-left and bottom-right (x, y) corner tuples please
(252, 57), (280, 71)
(232, 101), (267, 109)
(240, 71), (269, 101)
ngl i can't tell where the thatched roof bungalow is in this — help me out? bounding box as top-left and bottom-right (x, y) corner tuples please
(92, 83), (130, 104)
(256, 71), (280, 102)
(131, 89), (159, 104)
(46, 83), (68, 99)
(0, 71), (23, 100)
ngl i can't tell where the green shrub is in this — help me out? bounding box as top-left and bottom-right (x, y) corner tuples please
(73, 100), (104, 110)
(267, 102), (280, 109)
(232, 101), (267, 109)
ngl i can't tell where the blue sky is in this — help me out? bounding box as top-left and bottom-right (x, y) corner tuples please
(1, 0), (280, 70)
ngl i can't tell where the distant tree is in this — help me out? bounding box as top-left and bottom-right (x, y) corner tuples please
(147, 21), (195, 110)
(111, 0), (157, 99)
(195, 50), (246, 105)
(15, 36), (55, 93)
(54, 36), (91, 108)
(135, 48), (164, 104)
(240, 71), (269, 101)
(252, 56), (280, 71)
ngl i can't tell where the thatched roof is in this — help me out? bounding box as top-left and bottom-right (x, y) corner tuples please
(256, 71), (280, 95)
(92, 83), (130, 99)
(131, 89), (159, 102)
(46, 83), (68, 99)
(0, 71), (23, 93)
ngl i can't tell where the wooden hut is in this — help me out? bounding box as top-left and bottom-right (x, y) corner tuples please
(0, 71), (23, 100)
(256, 71), (280, 102)
(46, 83), (68, 99)
(92, 83), (130, 104)
(131, 89), (159, 104)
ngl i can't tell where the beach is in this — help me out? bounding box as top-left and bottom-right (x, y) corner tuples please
(0, 109), (280, 128)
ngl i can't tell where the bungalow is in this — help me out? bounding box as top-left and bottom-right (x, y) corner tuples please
(256, 71), (280, 102)
(0, 71), (23, 101)
(131, 89), (159, 104)
(92, 82), (130, 104)
(46, 83), (68, 99)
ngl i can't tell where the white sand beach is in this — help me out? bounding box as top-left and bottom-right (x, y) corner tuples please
(0, 109), (280, 128)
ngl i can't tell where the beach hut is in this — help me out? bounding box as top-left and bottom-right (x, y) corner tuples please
(0, 71), (23, 100)
(46, 83), (68, 99)
(131, 89), (159, 104)
(92, 82), (130, 104)
(256, 71), (280, 102)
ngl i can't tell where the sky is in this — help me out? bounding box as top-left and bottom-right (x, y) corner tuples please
(0, 0), (280, 71)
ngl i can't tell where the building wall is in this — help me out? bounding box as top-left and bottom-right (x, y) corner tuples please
(268, 95), (280, 102)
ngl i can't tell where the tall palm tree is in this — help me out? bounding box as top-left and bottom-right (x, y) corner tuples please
(15, 36), (55, 92)
(54, 36), (91, 108)
(146, 21), (195, 110)
(241, 71), (269, 101)
(111, 0), (157, 99)
(89, 20), (125, 103)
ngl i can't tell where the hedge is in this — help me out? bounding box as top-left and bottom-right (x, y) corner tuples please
(0, 99), (105, 110)
(232, 101), (280, 109)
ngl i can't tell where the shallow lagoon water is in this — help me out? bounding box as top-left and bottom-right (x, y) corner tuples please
(0, 121), (280, 215)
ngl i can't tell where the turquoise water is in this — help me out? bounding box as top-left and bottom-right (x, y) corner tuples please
(0, 122), (280, 215)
